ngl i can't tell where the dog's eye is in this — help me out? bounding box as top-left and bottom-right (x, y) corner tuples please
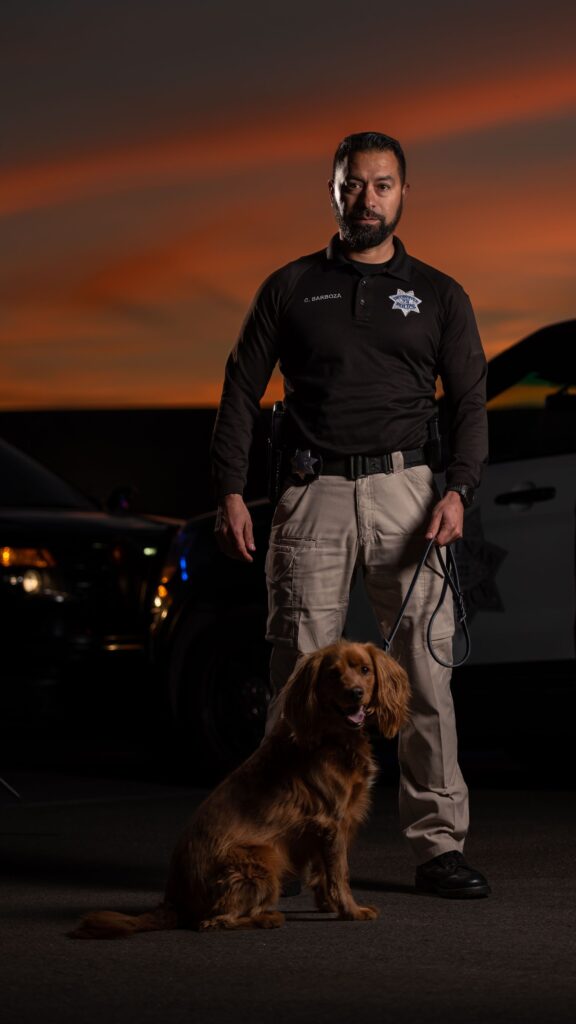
(360, 665), (371, 674)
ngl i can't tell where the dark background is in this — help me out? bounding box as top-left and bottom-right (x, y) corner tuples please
(0, 407), (271, 518)
(0, 404), (567, 516)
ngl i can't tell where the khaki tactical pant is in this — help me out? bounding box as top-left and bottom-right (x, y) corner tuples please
(264, 465), (469, 864)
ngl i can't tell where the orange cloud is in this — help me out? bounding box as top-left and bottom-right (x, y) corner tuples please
(2, 54), (575, 410)
(3, 163), (574, 405)
(1, 62), (575, 219)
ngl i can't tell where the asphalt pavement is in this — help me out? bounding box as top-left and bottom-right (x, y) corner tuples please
(2, 760), (576, 1024)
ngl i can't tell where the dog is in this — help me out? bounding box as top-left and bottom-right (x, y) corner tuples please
(69, 641), (410, 936)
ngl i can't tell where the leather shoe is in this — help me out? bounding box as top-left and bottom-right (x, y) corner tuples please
(415, 851), (491, 898)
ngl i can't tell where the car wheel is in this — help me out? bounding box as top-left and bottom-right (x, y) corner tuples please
(168, 604), (272, 778)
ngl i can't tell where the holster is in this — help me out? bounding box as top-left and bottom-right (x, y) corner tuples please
(424, 414), (445, 472)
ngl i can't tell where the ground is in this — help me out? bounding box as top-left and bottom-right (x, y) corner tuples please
(2, 760), (576, 1024)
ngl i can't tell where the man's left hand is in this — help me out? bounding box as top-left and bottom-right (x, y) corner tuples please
(425, 490), (464, 546)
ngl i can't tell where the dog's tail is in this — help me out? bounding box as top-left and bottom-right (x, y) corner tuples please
(68, 904), (177, 940)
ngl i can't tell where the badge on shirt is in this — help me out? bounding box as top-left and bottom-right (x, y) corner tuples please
(389, 289), (422, 317)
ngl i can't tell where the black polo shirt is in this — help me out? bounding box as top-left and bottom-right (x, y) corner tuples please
(211, 235), (488, 497)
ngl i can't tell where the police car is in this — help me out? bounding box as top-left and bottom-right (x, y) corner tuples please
(153, 320), (576, 770)
(0, 440), (181, 728)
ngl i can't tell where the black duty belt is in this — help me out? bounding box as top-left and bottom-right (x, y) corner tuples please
(320, 448), (427, 480)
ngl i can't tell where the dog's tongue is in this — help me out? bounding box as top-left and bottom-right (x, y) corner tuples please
(347, 706), (366, 725)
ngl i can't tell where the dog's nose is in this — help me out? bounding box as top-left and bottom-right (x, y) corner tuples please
(351, 687), (364, 701)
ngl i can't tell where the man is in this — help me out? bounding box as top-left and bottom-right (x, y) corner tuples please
(211, 131), (490, 898)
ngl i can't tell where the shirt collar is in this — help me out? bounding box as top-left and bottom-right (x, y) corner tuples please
(325, 234), (412, 282)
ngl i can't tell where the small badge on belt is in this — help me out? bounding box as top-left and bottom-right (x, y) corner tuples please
(290, 449), (320, 480)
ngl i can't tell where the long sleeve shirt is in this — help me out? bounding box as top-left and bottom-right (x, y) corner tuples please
(211, 235), (488, 497)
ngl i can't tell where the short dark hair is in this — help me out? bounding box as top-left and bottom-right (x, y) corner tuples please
(332, 132), (406, 184)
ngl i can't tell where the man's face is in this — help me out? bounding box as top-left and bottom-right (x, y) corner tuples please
(329, 149), (407, 251)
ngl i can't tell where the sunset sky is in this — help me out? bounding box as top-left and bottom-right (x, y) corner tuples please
(2, 0), (575, 409)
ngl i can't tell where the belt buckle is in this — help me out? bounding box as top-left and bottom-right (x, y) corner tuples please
(347, 453), (393, 479)
(346, 454), (364, 480)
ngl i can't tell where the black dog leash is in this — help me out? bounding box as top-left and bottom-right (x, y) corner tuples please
(381, 538), (471, 669)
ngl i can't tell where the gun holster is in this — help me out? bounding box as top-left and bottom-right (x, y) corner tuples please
(424, 413), (445, 472)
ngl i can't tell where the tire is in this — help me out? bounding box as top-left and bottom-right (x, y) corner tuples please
(168, 604), (272, 778)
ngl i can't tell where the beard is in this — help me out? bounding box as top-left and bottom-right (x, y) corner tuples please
(333, 199), (403, 252)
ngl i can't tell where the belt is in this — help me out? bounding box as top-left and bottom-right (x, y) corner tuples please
(320, 447), (427, 480)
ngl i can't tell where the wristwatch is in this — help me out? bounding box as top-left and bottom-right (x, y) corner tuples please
(445, 484), (475, 508)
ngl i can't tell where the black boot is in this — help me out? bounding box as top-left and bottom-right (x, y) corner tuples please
(415, 851), (491, 898)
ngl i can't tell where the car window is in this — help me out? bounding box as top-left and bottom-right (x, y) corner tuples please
(488, 373), (576, 462)
(0, 440), (96, 509)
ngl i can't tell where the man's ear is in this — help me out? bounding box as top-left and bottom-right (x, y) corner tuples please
(328, 179), (335, 202)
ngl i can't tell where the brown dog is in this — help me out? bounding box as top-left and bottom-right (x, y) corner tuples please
(70, 641), (409, 936)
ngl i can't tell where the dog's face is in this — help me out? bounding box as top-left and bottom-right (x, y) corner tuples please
(281, 641), (410, 745)
(315, 643), (379, 732)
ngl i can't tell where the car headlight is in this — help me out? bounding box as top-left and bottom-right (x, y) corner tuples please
(21, 569), (43, 594)
(1, 547), (59, 598)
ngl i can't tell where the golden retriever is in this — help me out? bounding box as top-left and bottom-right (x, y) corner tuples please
(70, 641), (409, 936)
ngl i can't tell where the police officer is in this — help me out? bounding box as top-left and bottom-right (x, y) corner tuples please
(211, 131), (490, 898)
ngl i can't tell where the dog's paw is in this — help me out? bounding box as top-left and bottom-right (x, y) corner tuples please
(356, 904), (379, 921)
(253, 911), (285, 929)
(198, 917), (227, 931)
(340, 904), (379, 921)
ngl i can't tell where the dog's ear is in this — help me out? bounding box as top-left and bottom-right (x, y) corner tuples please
(280, 649), (325, 746)
(366, 644), (410, 738)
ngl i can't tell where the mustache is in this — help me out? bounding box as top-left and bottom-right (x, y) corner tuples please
(348, 208), (386, 223)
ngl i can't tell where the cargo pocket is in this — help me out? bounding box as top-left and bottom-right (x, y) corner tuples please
(265, 542), (297, 647)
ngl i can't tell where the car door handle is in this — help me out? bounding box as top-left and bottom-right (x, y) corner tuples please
(494, 486), (556, 506)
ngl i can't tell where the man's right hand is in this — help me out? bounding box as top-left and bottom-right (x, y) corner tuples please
(215, 493), (256, 562)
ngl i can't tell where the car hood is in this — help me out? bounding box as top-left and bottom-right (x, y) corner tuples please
(0, 508), (178, 540)
(486, 319), (576, 401)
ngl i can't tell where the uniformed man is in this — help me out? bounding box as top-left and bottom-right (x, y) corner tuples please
(211, 131), (490, 898)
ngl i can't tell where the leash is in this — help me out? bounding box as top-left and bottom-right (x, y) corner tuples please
(381, 537), (471, 669)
